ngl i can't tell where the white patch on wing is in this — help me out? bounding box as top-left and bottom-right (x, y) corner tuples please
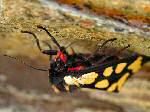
(64, 76), (79, 86)
(64, 72), (98, 86)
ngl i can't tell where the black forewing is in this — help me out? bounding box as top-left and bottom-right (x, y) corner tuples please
(63, 54), (150, 92)
(64, 54), (138, 77)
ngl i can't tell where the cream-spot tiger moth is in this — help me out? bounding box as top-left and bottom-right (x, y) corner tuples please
(4, 26), (149, 93)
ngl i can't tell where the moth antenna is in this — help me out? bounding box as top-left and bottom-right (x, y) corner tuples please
(21, 31), (43, 52)
(3, 54), (48, 72)
(37, 26), (62, 51)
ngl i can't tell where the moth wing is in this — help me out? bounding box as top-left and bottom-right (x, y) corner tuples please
(64, 55), (150, 92)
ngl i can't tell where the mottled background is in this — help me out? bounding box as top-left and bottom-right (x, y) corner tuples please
(0, 0), (150, 112)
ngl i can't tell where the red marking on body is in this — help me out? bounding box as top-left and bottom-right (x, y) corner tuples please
(55, 51), (67, 63)
(68, 66), (85, 71)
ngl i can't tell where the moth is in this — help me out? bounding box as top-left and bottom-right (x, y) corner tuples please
(7, 26), (150, 93)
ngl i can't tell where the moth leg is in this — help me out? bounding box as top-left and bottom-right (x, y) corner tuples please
(105, 44), (130, 60)
(74, 54), (92, 66)
(42, 41), (53, 60)
(86, 38), (117, 63)
(69, 47), (75, 55)
(67, 51), (92, 67)
(51, 85), (60, 93)
(112, 45), (130, 57)
(65, 41), (79, 50)
(64, 85), (70, 91)
(95, 45), (130, 64)
(94, 38), (117, 54)
(67, 46), (92, 66)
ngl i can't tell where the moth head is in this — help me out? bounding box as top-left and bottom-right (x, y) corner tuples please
(51, 58), (67, 74)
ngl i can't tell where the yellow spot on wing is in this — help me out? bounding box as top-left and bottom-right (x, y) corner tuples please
(78, 72), (98, 85)
(115, 63), (127, 74)
(103, 67), (113, 77)
(117, 72), (130, 91)
(107, 83), (117, 92)
(95, 79), (109, 88)
(128, 56), (143, 73)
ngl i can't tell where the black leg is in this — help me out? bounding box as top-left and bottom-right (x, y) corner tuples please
(84, 38), (117, 63)
(94, 45), (130, 64)
(76, 54), (92, 66)
(94, 38), (117, 54)
(68, 53), (92, 67)
(112, 45), (130, 57)
(42, 41), (53, 60)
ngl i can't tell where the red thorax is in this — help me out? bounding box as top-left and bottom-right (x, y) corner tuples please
(55, 51), (67, 63)
(55, 51), (84, 71)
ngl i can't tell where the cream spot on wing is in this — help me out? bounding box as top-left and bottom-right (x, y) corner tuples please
(64, 76), (79, 86)
(107, 83), (117, 92)
(64, 72), (98, 86)
(117, 72), (130, 91)
(128, 56), (143, 73)
(95, 79), (109, 88)
(64, 76), (74, 85)
(115, 63), (127, 74)
(103, 67), (113, 77)
(78, 72), (98, 85)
